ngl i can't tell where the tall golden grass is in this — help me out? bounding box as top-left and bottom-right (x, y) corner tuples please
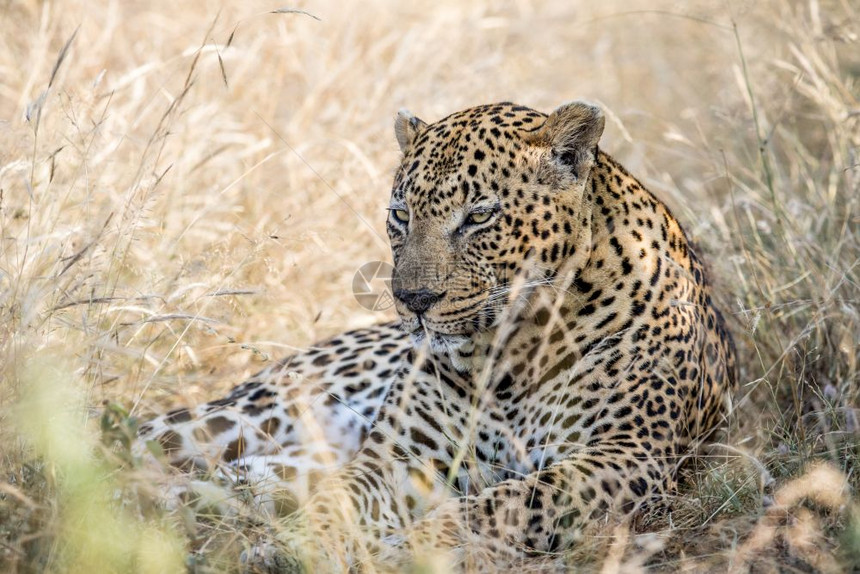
(1, 0), (857, 571)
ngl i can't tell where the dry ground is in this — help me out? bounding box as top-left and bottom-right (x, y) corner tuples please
(1, 0), (858, 571)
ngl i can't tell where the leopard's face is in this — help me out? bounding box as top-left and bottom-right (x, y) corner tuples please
(386, 102), (605, 353)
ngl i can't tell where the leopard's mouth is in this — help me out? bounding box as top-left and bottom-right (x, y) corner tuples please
(398, 302), (498, 356)
(400, 309), (473, 337)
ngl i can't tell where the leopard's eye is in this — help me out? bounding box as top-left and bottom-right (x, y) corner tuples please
(391, 209), (410, 224)
(466, 211), (493, 225)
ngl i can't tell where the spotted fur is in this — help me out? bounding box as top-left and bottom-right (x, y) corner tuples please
(138, 101), (737, 570)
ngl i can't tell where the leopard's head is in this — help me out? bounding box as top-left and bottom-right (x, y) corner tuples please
(387, 101), (605, 354)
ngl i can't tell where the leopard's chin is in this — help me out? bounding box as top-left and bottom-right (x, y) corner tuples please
(405, 322), (472, 357)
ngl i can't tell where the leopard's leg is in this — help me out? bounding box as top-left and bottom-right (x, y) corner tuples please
(135, 375), (354, 471)
(407, 442), (672, 568)
(206, 449), (344, 518)
(133, 323), (408, 508)
(135, 373), (372, 517)
(285, 445), (671, 570)
(150, 443), (348, 519)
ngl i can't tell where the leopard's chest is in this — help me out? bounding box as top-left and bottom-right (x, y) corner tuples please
(454, 380), (602, 492)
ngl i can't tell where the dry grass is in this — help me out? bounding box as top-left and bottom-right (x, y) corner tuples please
(1, 0), (858, 571)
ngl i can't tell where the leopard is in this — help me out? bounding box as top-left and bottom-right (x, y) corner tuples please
(137, 100), (737, 571)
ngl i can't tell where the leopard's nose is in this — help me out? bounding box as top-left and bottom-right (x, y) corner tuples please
(393, 288), (446, 314)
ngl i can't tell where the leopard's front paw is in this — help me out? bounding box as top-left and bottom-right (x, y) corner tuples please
(240, 540), (304, 574)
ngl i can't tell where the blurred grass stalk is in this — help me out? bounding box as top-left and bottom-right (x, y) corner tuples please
(14, 355), (185, 573)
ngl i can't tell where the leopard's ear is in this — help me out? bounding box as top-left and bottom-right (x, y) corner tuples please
(531, 101), (605, 181)
(394, 109), (427, 153)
